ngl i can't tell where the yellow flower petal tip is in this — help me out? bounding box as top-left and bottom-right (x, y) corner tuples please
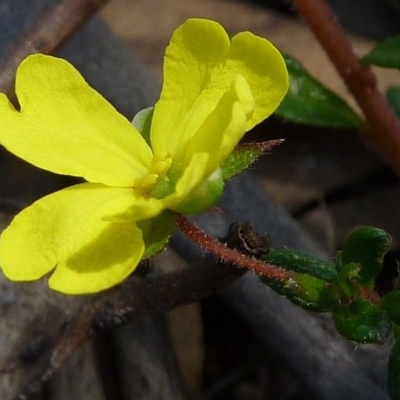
(0, 18), (288, 294)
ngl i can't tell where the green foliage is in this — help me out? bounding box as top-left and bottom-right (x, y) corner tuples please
(337, 226), (392, 287)
(264, 248), (337, 282)
(332, 298), (391, 343)
(362, 35), (400, 69)
(275, 55), (364, 129)
(261, 249), (340, 311)
(286, 273), (340, 311)
(259, 227), (394, 343)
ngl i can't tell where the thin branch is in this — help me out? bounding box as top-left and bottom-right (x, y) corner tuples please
(176, 216), (292, 281)
(292, 0), (400, 175)
(0, 0), (109, 100)
(7, 258), (245, 400)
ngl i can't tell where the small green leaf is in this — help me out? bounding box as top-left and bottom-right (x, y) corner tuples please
(275, 55), (364, 129)
(338, 227), (392, 286)
(380, 291), (400, 325)
(221, 140), (283, 181)
(263, 248), (337, 282)
(333, 298), (391, 344)
(138, 210), (176, 259)
(388, 339), (400, 399)
(260, 272), (340, 312)
(386, 86), (400, 119)
(362, 35), (400, 69)
(285, 273), (339, 311)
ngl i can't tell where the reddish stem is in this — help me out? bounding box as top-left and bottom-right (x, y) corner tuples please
(176, 215), (292, 281)
(292, 0), (400, 175)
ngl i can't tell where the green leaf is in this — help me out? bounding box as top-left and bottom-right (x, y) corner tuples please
(388, 339), (400, 399)
(362, 35), (400, 69)
(333, 298), (391, 344)
(338, 227), (392, 287)
(386, 86), (400, 119)
(275, 55), (364, 129)
(380, 291), (400, 325)
(138, 210), (176, 259)
(221, 140), (283, 181)
(263, 248), (337, 282)
(260, 272), (340, 312)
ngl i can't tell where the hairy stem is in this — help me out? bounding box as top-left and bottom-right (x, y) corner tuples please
(176, 216), (292, 281)
(292, 0), (400, 175)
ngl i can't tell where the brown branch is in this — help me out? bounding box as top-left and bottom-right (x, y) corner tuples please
(0, 0), (109, 100)
(7, 258), (245, 399)
(176, 216), (292, 281)
(292, 0), (400, 175)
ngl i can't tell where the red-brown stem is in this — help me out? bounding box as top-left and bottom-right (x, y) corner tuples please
(0, 0), (109, 100)
(292, 0), (400, 175)
(176, 215), (292, 281)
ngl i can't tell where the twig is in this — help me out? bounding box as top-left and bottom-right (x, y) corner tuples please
(8, 257), (245, 399)
(292, 0), (400, 175)
(176, 216), (292, 281)
(0, 0), (109, 100)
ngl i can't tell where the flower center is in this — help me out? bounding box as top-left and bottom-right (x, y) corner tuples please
(135, 151), (172, 192)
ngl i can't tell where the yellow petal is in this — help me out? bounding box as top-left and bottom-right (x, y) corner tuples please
(184, 74), (250, 174)
(150, 18), (288, 160)
(0, 54), (153, 187)
(224, 31), (289, 130)
(166, 152), (210, 206)
(151, 19), (230, 159)
(48, 223), (144, 294)
(0, 183), (163, 293)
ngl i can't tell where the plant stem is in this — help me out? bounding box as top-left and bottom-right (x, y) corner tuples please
(176, 215), (292, 281)
(0, 0), (109, 101)
(292, 0), (400, 175)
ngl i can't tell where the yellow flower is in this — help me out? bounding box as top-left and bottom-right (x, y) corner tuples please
(0, 18), (288, 294)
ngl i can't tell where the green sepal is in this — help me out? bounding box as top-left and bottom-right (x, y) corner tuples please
(275, 55), (364, 129)
(338, 227), (392, 287)
(263, 248), (337, 282)
(386, 86), (400, 119)
(361, 34), (400, 69)
(332, 298), (392, 344)
(261, 272), (339, 312)
(221, 140), (283, 181)
(172, 169), (224, 215)
(132, 106), (154, 146)
(388, 338), (400, 400)
(380, 291), (400, 326)
(138, 210), (177, 259)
